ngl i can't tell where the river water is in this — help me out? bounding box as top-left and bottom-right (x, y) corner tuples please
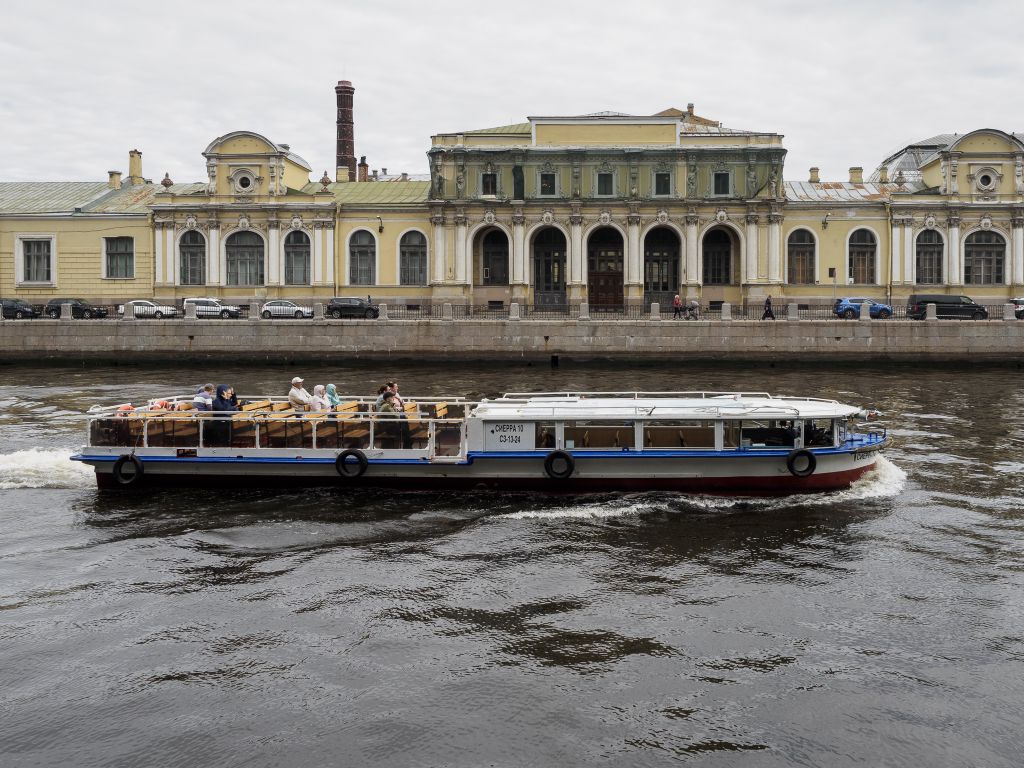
(0, 361), (1022, 767)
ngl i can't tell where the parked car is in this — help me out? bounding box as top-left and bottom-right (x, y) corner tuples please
(260, 299), (313, 319)
(833, 297), (893, 320)
(183, 297), (242, 319)
(117, 299), (179, 319)
(1012, 297), (1024, 319)
(906, 293), (988, 320)
(44, 298), (108, 319)
(326, 296), (380, 319)
(0, 298), (39, 319)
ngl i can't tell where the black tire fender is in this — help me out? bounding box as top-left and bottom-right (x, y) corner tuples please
(786, 449), (816, 478)
(335, 449), (368, 478)
(544, 450), (575, 480)
(111, 454), (144, 486)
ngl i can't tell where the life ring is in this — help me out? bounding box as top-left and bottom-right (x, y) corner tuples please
(335, 449), (368, 478)
(786, 449), (816, 477)
(543, 450), (575, 480)
(111, 454), (144, 486)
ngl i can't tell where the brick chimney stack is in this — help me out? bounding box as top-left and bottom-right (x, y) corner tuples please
(358, 155), (369, 182)
(809, 167), (820, 183)
(878, 167), (889, 183)
(335, 80), (356, 182)
(108, 170), (123, 189)
(849, 167), (864, 184)
(127, 150), (144, 185)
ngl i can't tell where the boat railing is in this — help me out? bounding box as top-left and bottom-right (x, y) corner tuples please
(496, 391), (844, 405)
(85, 403), (468, 456)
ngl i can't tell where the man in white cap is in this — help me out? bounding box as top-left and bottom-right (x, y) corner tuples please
(288, 376), (312, 410)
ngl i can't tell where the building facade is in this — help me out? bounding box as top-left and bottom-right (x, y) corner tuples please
(2, 82), (1023, 309)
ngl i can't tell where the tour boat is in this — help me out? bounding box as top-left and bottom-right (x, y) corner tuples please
(71, 391), (887, 494)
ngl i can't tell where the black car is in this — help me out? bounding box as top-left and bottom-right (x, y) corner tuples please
(326, 296), (380, 319)
(0, 298), (39, 319)
(906, 293), (988, 320)
(43, 298), (109, 319)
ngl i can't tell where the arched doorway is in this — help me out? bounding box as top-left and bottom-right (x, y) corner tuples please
(532, 227), (567, 306)
(643, 227), (680, 307)
(702, 228), (737, 286)
(587, 227), (624, 309)
(473, 228), (510, 305)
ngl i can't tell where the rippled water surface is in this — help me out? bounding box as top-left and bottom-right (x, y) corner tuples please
(1, 361), (1023, 767)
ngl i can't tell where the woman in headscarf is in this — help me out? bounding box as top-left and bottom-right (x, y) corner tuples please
(206, 384), (237, 446)
(325, 383), (341, 418)
(308, 385), (329, 413)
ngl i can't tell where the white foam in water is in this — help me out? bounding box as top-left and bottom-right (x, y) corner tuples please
(502, 455), (908, 520)
(0, 449), (95, 490)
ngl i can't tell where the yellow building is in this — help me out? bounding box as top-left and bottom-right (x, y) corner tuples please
(2, 82), (1023, 310)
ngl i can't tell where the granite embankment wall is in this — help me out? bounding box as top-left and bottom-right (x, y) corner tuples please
(1, 317), (1023, 363)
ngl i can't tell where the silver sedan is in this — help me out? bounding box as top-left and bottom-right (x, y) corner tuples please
(118, 300), (179, 319)
(259, 300), (313, 319)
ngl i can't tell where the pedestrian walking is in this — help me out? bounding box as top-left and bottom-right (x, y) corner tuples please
(761, 294), (776, 321)
(672, 294), (682, 319)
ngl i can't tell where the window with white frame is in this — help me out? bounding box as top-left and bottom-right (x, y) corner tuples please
(226, 231), (265, 286)
(349, 230), (376, 285)
(654, 172), (671, 196)
(284, 230), (311, 285)
(787, 230), (815, 284)
(539, 172), (557, 196)
(964, 231), (1005, 284)
(19, 237), (54, 284)
(104, 236), (134, 279)
(915, 229), (943, 284)
(848, 229), (876, 284)
(400, 231), (428, 285)
(179, 230), (206, 285)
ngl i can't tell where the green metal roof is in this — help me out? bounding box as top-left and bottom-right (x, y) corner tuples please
(309, 181), (431, 205)
(464, 122), (531, 135)
(0, 182), (111, 214)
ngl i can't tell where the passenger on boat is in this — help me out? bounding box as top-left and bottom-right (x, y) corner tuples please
(325, 383), (341, 414)
(207, 384), (238, 447)
(309, 385), (329, 413)
(193, 383), (215, 411)
(374, 384), (389, 408)
(377, 390), (402, 447)
(288, 376), (311, 411)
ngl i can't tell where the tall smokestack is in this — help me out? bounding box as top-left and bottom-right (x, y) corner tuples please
(335, 80), (356, 182)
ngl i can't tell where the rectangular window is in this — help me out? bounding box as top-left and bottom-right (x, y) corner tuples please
(350, 253), (374, 285)
(597, 173), (613, 196)
(481, 173), (497, 196)
(850, 251), (876, 284)
(713, 172), (730, 195)
(400, 252), (427, 285)
(540, 173), (556, 196)
(642, 420), (714, 449)
(740, 419), (800, 449)
(104, 237), (134, 279)
(285, 252), (310, 285)
(563, 420), (635, 450)
(22, 239), (52, 283)
(655, 172), (671, 196)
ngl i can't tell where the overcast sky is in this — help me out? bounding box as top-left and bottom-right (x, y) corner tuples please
(4, 0), (1022, 185)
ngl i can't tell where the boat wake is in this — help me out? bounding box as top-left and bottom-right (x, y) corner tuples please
(0, 449), (95, 490)
(501, 456), (908, 520)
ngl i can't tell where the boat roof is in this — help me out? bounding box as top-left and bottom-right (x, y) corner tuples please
(473, 392), (863, 420)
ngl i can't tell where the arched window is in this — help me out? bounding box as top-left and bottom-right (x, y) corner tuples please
(787, 230), (815, 284)
(400, 231), (428, 285)
(964, 231), (1005, 284)
(349, 230), (376, 285)
(702, 229), (733, 284)
(284, 230), (310, 286)
(848, 229), (876, 284)
(915, 229), (943, 285)
(532, 228), (566, 305)
(481, 230), (509, 285)
(226, 231), (264, 286)
(179, 230), (206, 286)
(643, 228), (679, 305)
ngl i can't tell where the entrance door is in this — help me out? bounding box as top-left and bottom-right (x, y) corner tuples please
(587, 227), (624, 309)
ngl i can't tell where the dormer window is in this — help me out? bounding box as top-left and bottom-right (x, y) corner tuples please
(481, 172), (497, 196)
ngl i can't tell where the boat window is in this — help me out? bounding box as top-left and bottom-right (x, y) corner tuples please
(563, 421), (635, 449)
(535, 422), (557, 449)
(838, 419), (850, 444)
(433, 421), (462, 456)
(642, 419), (714, 449)
(803, 419), (835, 447)
(740, 419), (799, 449)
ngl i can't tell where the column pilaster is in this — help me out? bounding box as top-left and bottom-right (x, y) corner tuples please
(568, 211), (585, 302)
(684, 211), (699, 296)
(208, 220), (221, 285)
(744, 213), (759, 284)
(1011, 212), (1024, 287)
(267, 220), (281, 285)
(890, 218), (902, 283)
(767, 212), (782, 284)
(947, 213), (961, 286)
(454, 209), (468, 285)
(902, 218), (914, 285)
(626, 211), (642, 301)
(312, 222), (324, 285)
(324, 221), (335, 287)
(430, 212), (446, 285)
(511, 209), (528, 301)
